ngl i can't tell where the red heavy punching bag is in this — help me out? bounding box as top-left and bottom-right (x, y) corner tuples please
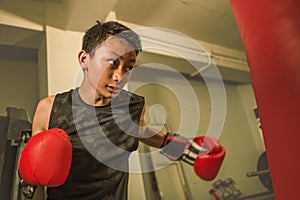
(230, 0), (300, 199)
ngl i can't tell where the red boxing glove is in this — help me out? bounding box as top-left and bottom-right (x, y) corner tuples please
(193, 136), (225, 181)
(161, 134), (225, 181)
(18, 128), (72, 187)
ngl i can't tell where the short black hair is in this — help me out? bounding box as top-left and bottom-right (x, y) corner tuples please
(82, 21), (142, 57)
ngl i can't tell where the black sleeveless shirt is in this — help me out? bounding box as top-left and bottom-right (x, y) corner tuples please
(47, 88), (144, 200)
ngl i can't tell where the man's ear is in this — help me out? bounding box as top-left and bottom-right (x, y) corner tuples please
(78, 50), (88, 71)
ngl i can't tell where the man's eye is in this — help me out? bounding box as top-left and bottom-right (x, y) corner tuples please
(108, 59), (118, 66)
(125, 66), (134, 72)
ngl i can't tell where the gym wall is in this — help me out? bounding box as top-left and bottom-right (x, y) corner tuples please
(128, 68), (268, 199)
(0, 45), (39, 120)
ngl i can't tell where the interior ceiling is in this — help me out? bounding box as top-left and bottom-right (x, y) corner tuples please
(0, 0), (249, 83)
(113, 0), (244, 51)
(0, 0), (244, 51)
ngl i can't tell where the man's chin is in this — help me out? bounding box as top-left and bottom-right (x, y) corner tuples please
(111, 89), (122, 98)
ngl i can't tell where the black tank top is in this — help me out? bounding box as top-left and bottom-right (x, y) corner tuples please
(47, 88), (144, 200)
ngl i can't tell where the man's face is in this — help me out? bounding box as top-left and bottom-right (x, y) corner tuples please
(86, 36), (137, 98)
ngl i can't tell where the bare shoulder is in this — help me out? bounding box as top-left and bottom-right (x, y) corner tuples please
(32, 95), (56, 135)
(35, 95), (55, 116)
(38, 95), (55, 109)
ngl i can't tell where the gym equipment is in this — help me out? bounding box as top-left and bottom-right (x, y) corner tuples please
(247, 151), (273, 191)
(230, 0), (300, 198)
(213, 179), (232, 200)
(209, 189), (221, 200)
(0, 107), (32, 200)
(213, 178), (242, 200)
(224, 178), (242, 198)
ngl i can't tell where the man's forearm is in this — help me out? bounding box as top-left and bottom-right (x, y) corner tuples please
(139, 126), (166, 148)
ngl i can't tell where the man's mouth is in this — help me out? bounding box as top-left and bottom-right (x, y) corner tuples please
(107, 85), (120, 93)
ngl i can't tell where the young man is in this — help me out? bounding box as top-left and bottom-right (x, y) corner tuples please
(19, 21), (225, 200)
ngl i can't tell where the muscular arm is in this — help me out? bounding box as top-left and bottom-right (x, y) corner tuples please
(139, 105), (166, 148)
(32, 96), (55, 136)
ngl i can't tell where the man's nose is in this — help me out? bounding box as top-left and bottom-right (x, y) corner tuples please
(112, 67), (123, 82)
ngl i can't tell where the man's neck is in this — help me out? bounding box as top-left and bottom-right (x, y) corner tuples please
(78, 86), (111, 106)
